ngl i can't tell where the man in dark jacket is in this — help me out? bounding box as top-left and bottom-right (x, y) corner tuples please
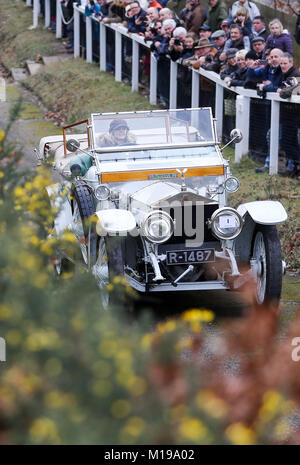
(251, 36), (265, 59)
(202, 29), (227, 72)
(206, 0), (228, 32)
(247, 47), (283, 93)
(252, 15), (268, 41)
(223, 23), (251, 56)
(183, 0), (207, 34)
(220, 48), (239, 79)
(126, 1), (148, 34)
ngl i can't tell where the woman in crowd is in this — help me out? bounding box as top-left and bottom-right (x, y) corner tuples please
(264, 18), (293, 56)
(224, 49), (248, 87)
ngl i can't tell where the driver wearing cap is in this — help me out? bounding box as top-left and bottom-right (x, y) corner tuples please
(97, 119), (136, 147)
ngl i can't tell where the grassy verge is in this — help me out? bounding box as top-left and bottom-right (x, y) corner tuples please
(23, 59), (156, 122)
(0, 0), (65, 69)
(225, 151), (300, 271)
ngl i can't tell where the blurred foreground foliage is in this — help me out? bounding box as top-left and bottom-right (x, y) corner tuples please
(0, 103), (300, 445)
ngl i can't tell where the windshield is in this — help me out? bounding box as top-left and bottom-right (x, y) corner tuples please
(91, 109), (215, 151)
(96, 146), (219, 163)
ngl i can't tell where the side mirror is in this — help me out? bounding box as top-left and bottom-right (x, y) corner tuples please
(220, 128), (243, 152)
(66, 139), (80, 152)
(230, 128), (243, 144)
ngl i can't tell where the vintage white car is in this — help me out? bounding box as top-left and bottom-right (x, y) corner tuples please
(38, 109), (287, 308)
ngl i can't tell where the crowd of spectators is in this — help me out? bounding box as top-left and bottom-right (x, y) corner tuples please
(55, 0), (300, 173)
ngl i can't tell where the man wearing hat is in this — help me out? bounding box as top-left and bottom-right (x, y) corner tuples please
(206, 0), (228, 32)
(97, 119), (136, 147)
(199, 24), (213, 42)
(185, 38), (217, 69)
(201, 29), (227, 72)
(220, 48), (238, 79)
(251, 36), (265, 60)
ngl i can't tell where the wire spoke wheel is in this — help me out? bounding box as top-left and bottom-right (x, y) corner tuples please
(93, 237), (110, 309)
(252, 225), (282, 306)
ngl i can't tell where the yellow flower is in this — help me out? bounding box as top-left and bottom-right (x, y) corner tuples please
(29, 418), (60, 444)
(226, 422), (257, 445)
(0, 304), (11, 321)
(6, 329), (22, 346)
(127, 376), (147, 396)
(141, 333), (153, 350)
(98, 339), (118, 357)
(157, 319), (176, 333)
(123, 417), (145, 437)
(0, 171), (4, 179)
(259, 391), (284, 422)
(111, 400), (131, 419)
(182, 308), (214, 323)
(0, 130), (5, 143)
(196, 390), (228, 419)
(178, 417), (208, 441)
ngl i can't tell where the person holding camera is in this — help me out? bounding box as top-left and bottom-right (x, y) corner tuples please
(246, 47), (283, 97)
(169, 27), (188, 60)
(201, 29), (227, 72)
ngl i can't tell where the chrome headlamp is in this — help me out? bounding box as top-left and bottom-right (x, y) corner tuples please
(209, 207), (243, 240)
(224, 176), (240, 193)
(141, 210), (174, 244)
(94, 185), (110, 201)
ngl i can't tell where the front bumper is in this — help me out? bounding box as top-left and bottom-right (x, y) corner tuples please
(126, 275), (228, 293)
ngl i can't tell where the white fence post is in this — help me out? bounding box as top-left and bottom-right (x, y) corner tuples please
(132, 40), (139, 92)
(150, 53), (157, 105)
(86, 16), (93, 63)
(33, 0), (39, 28)
(191, 70), (200, 108)
(56, 0), (62, 38)
(269, 99), (280, 175)
(74, 7), (80, 58)
(45, 0), (51, 28)
(100, 22), (106, 72)
(115, 30), (122, 82)
(215, 83), (224, 141)
(235, 95), (250, 162)
(169, 61), (177, 110)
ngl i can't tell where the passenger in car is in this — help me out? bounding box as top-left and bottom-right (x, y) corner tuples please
(97, 119), (137, 147)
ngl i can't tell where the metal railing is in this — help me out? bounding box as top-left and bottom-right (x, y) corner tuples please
(32, 0), (300, 175)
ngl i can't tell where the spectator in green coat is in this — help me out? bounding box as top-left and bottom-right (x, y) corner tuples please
(166, 0), (186, 17)
(206, 0), (228, 32)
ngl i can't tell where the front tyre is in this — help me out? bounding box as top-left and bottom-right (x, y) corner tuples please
(92, 236), (124, 309)
(252, 225), (282, 305)
(72, 183), (97, 266)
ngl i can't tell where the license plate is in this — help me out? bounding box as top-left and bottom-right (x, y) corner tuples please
(166, 249), (215, 265)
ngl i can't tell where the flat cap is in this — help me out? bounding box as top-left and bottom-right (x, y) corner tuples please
(211, 30), (226, 39)
(226, 48), (238, 58)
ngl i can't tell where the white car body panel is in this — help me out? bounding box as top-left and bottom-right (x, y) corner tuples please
(237, 201), (288, 225)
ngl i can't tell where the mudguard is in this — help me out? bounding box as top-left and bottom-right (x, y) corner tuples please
(237, 200), (287, 225)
